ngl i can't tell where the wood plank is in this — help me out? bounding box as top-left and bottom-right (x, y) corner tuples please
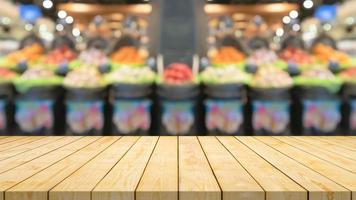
(198, 137), (264, 200)
(178, 136), (221, 200)
(92, 136), (158, 200)
(0, 137), (24, 145)
(5, 137), (120, 200)
(257, 137), (356, 200)
(0, 137), (81, 173)
(291, 137), (356, 161)
(237, 137), (351, 200)
(0, 137), (44, 152)
(218, 136), (307, 200)
(49, 136), (139, 200)
(0, 137), (64, 161)
(279, 137), (356, 173)
(0, 137), (9, 142)
(136, 136), (178, 200)
(316, 137), (356, 152)
(0, 137), (99, 200)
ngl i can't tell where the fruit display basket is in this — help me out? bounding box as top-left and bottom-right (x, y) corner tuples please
(2, 31), (356, 136)
(294, 67), (343, 135)
(155, 62), (202, 136)
(63, 68), (108, 136)
(12, 67), (63, 135)
(249, 66), (294, 136)
(200, 66), (250, 135)
(0, 68), (17, 135)
(106, 66), (156, 135)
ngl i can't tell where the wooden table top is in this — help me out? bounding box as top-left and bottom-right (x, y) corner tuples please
(0, 136), (355, 200)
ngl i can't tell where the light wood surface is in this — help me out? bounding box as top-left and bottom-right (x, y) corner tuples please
(217, 136), (307, 200)
(198, 137), (264, 200)
(278, 137), (356, 173)
(136, 137), (178, 200)
(257, 137), (356, 200)
(92, 137), (158, 200)
(0, 136), (354, 200)
(179, 137), (220, 200)
(50, 136), (139, 200)
(0, 137), (64, 161)
(237, 137), (350, 200)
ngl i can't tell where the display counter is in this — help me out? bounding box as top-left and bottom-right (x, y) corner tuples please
(0, 136), (355, 200)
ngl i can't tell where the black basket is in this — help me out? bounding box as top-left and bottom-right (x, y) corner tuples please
(14, 86), (63, 136)
(296, 86), (341, 136)
(65, 87), (107, 136)
(110, 83), (153, 136)
(0, 83), (14, 135)
(249, 87), (291, 136)
(111, 83), (152, 99)
(341, 83), (356, 135)
(156, 83), (201, 135)
(204, 83), (246, 99)
(204, 83), (247, 136)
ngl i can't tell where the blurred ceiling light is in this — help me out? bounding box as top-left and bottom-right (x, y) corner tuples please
(303, 0), (313, 9)
(56, 24), (64, 31)
(289, 10), (299, 19)
(43, 0), (53, 9)
(292, 24), (301, 32)
(1, 17), (11, 25)
(72, 28), (80, 37)
(346, 17), (355, 25)
(58, 10), (67, 19)
(276, 28), (284, 37)
(283, 16), (291, 24)
(323, 23), (332, 31)
(65, 16), (74, 24)
(24, 23), (33, 31)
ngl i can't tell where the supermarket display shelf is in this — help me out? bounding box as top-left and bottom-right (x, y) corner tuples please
(0, 136), (355, 200)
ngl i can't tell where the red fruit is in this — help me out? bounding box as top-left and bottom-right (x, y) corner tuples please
(163, 63), (194, 84)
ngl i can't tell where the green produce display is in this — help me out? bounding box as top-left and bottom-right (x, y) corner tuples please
(250, 66), (293, 88)
(245, 48), (288, 72)
(294, 67), (342, 93)
(63, 67), (106, 88)
(69, 48), (109, 69)
(200, 66), (251, 84)
(339, 67), (356, 83)
(0, 68), (18, 83)
(14, 67), (63, 93)
(105, 66), (156, 84)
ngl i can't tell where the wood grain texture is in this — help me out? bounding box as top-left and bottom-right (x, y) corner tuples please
(290, 137), (356, 161)
(0, 136), (354, 200)
(49, 136), (139, 200)
(198, 137), (264, 200)
(0, 137), (63, 161)
(218, 136), (307, 200)
(0, 137), (99, 200)
(280, 137), (356, 173)
(237, 137), (351, 200)
(179, 136), (221, 200)
(316, 137), (356, 151)
(257, 137), (356, 200)
(0, 137), (44, 152)
(92, 136), (158, 200)
(136, 136), (178, 200)
(0, 137), (24, 145)
(5, 137), (120, 200)
(0, 136), (81, 173)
